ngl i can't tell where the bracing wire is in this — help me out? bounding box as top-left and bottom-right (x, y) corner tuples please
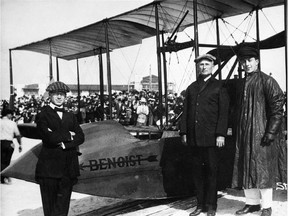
(158, 1), (188, 42)
(221, 20), (241, 45)
(220, 11), (256, 45)
(242, 12), (256, 42)
(176, 48), (195, 93)
(107, 23), (132, 69)
(158, 2), (194, 92)
(127, 44), (142, 83)
(106, 22), (145, 84)
(172, 0), (216, 91)
(217, 9), (262, 78)
(260, 8), (277, 33)
(145, 4), (155, 27)
(197, 0), (217, 43)
(107, 5), (157, 85)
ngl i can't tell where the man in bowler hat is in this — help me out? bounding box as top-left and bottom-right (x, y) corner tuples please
(35, 81), (85, 216)
(180, 54), (230, 216)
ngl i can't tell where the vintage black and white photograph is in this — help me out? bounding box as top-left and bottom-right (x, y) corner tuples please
(1, 0), (287, 215)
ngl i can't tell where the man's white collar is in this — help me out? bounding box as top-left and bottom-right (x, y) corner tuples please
(49, 103), (63, 109)
(204, 74), (212, 82)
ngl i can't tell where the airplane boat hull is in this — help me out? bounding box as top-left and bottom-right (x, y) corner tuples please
(2, 120), (235, 199)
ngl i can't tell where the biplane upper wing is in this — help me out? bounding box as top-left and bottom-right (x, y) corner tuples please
(10, 0), (284, 60)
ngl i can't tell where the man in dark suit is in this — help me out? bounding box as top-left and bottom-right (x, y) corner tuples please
(35, 81), (85, 216)
(180, 54), (229, 216)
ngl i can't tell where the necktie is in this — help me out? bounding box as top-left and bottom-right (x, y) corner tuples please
(54, 107), (65, 112)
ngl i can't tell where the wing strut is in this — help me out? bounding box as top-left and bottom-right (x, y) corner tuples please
(105, 21), (113, 119)
(193, 0), (199, 77)
(9, 49), (14, 110)
(224, 58), (239, 84)
(155, 3), (163, 128)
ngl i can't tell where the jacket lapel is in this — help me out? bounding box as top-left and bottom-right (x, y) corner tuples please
(47, 106), (64, 123)
(199, 77), (214, 93)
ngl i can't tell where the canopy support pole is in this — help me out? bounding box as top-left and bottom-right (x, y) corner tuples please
(56, 57), (59, 81)
(216, 17), (222, 80)
(9, 49), (14, 110)
(255, 8), (261, 70)
(49, 40), (53, 81)
(76, 58), (82, 123)
(285, 1), (287, 93)
(193, 0), (200, 77)
(105, 21), (113, 120)
(155, 3), (163, 128)
(98, 48), (105, 121)
(161, 32), (168, 125)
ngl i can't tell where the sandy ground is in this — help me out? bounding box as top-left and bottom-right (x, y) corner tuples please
(1, 138), (287, 216)
(0, 138), (124, 216)
(1, 179), (287, 216)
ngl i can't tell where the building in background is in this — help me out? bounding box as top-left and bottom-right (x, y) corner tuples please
(67, 84), (135, 96)
(21, 84), (39, 96)
(139, 75), (176, 94)
(14, 75), (176, 98)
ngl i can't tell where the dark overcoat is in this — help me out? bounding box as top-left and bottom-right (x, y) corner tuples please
(180, 77), (230, 146)
(232, 71), (285, 189)
(35, 106), (85, 180)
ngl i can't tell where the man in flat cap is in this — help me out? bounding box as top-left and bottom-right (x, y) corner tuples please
(35, 81), (85, 216)
(232, 45), (285, 216)
(180, 54), (230, 216)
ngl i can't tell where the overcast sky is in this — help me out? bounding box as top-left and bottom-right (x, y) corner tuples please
(1, 0), (286, 100)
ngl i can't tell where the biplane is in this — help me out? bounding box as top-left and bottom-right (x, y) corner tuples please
(2, 0), (286, 199)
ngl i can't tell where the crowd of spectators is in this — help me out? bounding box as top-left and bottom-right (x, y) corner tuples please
(1, 89), (286, 137)
(0, 89), (185, 130)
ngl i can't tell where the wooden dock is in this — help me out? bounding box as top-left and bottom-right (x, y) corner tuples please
(77, 189), (287, 216)
(79, 197), (197, 216)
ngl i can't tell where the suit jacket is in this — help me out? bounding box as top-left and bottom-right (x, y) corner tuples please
(180, 77), (229, 147)
(35, 106), (85, 180)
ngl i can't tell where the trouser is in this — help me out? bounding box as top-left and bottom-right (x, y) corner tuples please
(191, 146), (218, 211)
(38, 177), (74, 216)
(244, 188), (273, 209)
(1, 140), (14, 182)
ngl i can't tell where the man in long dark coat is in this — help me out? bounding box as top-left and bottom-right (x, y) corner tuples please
(232, 46), (285, 216)
(36, 81), (85, 216)
(180, 54), (230, 216)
